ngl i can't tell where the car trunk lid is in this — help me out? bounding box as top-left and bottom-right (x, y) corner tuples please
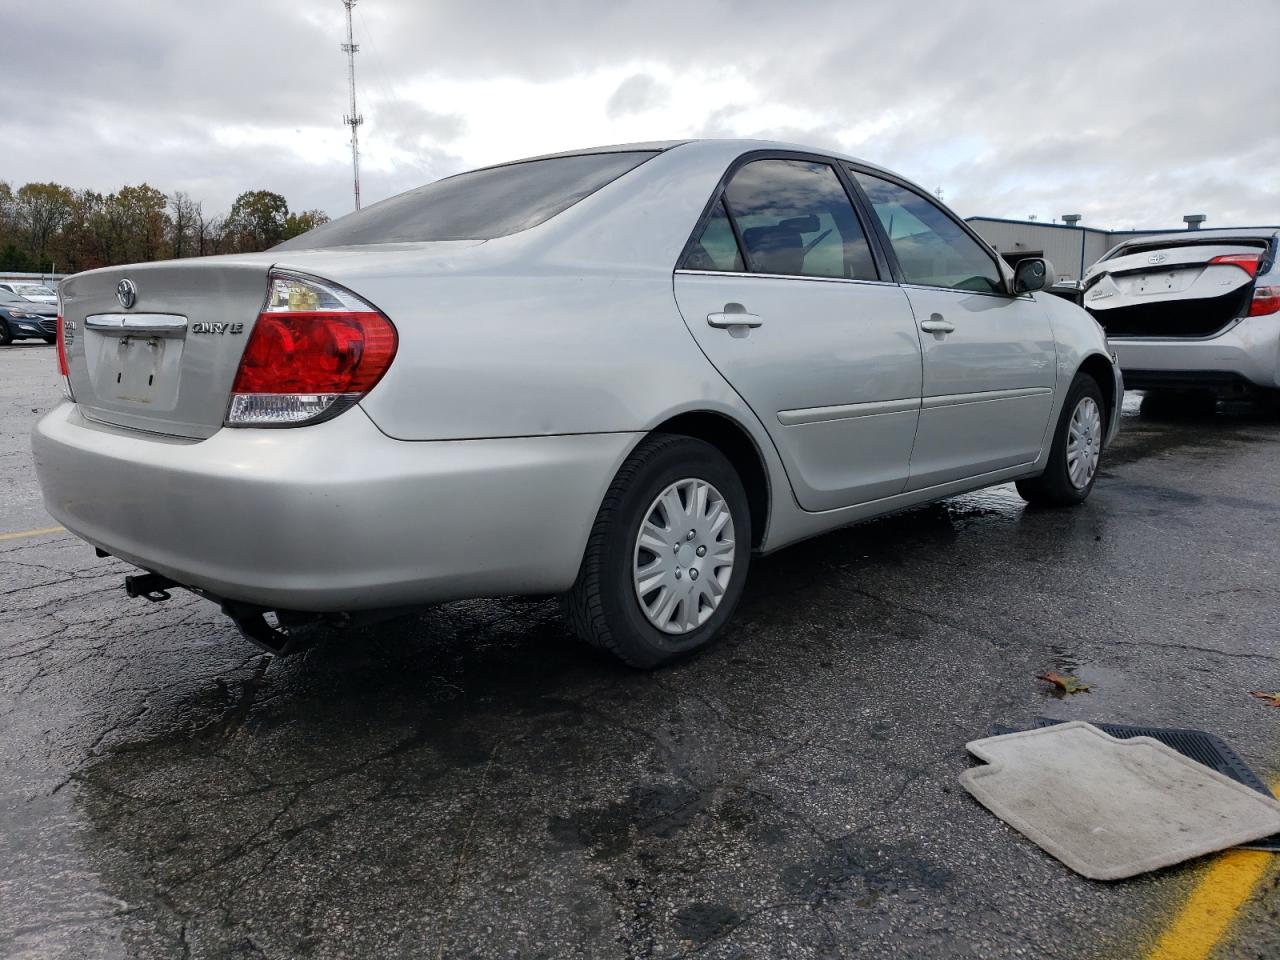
(61, 256), (275, 439)
(60, 241), (491, 439)
(1083, 242), (1265, 338)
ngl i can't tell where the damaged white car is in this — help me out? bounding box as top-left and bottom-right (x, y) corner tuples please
(1083, 228), (1280, 399)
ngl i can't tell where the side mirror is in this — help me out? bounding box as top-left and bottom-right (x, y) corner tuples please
(1013, 257), (1058, 294)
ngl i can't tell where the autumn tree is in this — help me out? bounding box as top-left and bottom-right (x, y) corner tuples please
(226, 190), (289, 251)
(15, 183), (76, 269)
(283, 209), (331, 241)
(0, 180), (325, 268)
(196, 206), (225, 257)
(169, 191), (200, 259)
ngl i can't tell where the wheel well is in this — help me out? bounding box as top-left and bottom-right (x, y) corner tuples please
(1078, 353), (1116, 426)
(651, 412), (769, 548)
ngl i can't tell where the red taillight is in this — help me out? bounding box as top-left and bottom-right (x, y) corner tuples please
(230, 311), (397, 394)
(55, 313), (68, 375)
(55, 312), (75, 401)
(1209, 253), (1261, 278)
(226, 272), (397, 427)
(1249, 286), (1280, 317)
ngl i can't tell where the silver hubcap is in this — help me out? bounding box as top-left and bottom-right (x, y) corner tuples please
(1066, 396), (1103, 489)
(632, 478), (736, 635)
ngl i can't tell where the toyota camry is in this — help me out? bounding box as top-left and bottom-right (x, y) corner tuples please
(33, 140), (1121, 667)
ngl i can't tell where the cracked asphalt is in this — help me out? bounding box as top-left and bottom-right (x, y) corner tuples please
(2, 340), (1278, 959)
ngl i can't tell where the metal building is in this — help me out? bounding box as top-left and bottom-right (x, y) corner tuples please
(965, 215), (1216, 283)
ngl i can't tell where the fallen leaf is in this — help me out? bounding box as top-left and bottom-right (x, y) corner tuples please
(1039, 671), (1090, 694)
(1249, 691), (1280, 708)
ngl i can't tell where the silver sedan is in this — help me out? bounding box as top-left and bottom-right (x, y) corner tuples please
(33, 140), (1121, 667)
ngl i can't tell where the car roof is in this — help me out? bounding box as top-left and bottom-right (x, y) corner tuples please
(482, 137), (889, 175)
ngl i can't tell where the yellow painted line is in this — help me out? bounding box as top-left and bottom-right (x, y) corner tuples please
(1145, 781), (1279, 960)
(0, 525), (65, 542)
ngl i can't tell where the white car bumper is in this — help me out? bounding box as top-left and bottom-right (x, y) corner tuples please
(1110, 314), (1280, 392)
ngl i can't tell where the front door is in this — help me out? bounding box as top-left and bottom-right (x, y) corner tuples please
(852, 171), (1057, 490)
(673, 157), (923, 511)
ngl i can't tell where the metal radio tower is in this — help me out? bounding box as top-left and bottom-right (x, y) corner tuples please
(341, 0), (364, 210)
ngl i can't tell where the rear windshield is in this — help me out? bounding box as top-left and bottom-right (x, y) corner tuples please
(276, 151), (658, 249)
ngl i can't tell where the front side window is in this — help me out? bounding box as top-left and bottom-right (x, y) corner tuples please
(853, 172), (1004, 294)
(276, 150), (658, 248)
(703, 159), (877, 280)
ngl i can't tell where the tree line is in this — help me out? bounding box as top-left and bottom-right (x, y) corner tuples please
(0, 181), (331, 274)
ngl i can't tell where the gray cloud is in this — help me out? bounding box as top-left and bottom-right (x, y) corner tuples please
(4, 0), (1279, 227)
(606, 74), (668, 118)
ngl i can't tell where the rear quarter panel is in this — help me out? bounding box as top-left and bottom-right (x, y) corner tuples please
(347, 141), (768, 442)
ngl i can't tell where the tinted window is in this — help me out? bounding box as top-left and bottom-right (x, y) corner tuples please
(276, 151), (658, 248)
(682, 201), (744, 272)
(721, 160), (877, 280)
(853, 172), (1003, 293)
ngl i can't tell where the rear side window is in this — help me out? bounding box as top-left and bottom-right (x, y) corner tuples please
(276, 151), (658, 248)
(682, 201), (745, 272)
(853, 172), (1003, 293)
(711, 159), (877, 280)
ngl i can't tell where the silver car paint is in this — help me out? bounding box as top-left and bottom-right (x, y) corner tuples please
(35, 403), (639, 610)
(34, 139), (1119, 613)
(1084, 228), (1280, 390)
(895, 284), (1057, 491)
(674, 270), (923, 510)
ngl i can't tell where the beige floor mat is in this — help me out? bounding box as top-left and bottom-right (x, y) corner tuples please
(960, 721), (1280, 880)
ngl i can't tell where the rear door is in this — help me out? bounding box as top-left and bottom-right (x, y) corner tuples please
(1083, 242), (1266, 338)
(673, 155), (922, 510)
(851, 170), (1057, 491)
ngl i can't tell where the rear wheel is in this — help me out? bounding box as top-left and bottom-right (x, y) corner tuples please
(1016, 372), (1105, 507)
(563, 434), (751, 669)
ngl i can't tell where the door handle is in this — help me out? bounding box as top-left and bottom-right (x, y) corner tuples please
(919, 314), (955, 335)
(707, 303), (762, 329)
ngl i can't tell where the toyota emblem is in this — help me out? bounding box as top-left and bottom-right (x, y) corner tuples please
(116, 278), (137, 309)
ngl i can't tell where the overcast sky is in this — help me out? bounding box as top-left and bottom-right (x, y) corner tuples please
(7, 0), (1278, 230)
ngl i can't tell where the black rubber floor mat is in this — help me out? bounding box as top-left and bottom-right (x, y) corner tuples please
(989, 718), (1280, 852)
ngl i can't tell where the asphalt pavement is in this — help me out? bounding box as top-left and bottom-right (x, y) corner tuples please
(2, 340), (1278, 959)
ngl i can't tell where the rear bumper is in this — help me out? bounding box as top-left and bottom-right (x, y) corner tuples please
(1110, 314), (1280, 392)
(33, 404), (637, 611)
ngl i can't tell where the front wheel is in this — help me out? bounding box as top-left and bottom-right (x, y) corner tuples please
(563, 434), (751, 669)
(0, 323), (12, 346)
(1016, 372), (1106, 507)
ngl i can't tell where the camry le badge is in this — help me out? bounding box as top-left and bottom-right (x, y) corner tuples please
(116, 279), (138, 309)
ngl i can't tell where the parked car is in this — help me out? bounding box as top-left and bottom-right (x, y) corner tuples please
(1082, 228), (1280, 398)
(33, 140), (1121, 667)
(0, 289), (57, 344)
(0, 281), (59, 304)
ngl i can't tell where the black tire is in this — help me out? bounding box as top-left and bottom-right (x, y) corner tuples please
(1016, 372), (1106, 507)
(42, 336), (56, 345)
(0, 323), (12, 346)
(563, 434), (751, 669)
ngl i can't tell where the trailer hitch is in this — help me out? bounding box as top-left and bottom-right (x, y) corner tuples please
(124, 572), (179, 602)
